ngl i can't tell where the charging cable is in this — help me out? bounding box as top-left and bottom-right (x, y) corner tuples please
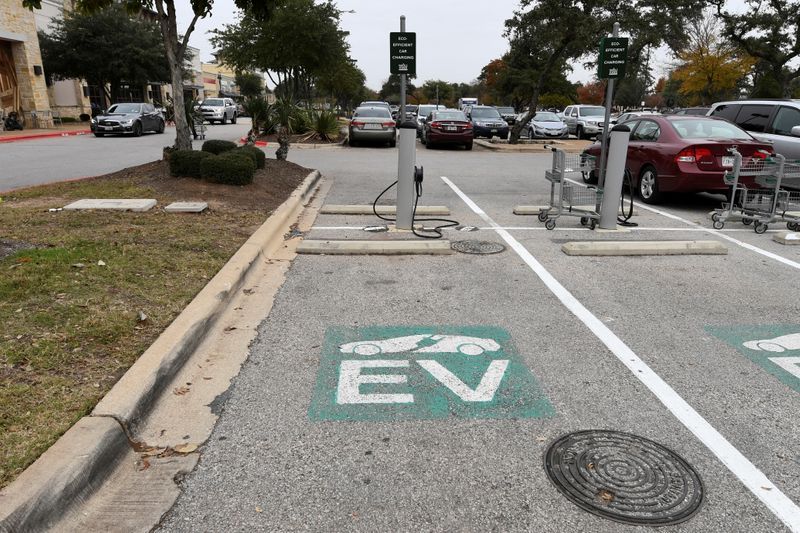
(617, 168), (638, 227)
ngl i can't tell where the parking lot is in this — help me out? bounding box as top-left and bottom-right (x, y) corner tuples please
(159, 143), (800, 531)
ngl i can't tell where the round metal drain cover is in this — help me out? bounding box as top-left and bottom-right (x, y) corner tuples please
(451, 240), (505, 254)
(544, 430), (703, 526)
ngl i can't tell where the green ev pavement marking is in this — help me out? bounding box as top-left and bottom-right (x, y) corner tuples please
(308, 326), (554, 421)
(707, 325), (800, 393)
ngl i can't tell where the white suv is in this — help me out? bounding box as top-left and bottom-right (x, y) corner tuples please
(197, 97), (238, 124)
(563, 105), (606, 139)
(708, 99), (800, 159)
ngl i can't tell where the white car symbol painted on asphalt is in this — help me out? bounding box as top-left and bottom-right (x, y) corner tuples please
(339, 335), (501, 356)
(743, 333), (800, 353)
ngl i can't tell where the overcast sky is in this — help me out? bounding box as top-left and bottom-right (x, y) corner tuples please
(175, 0), (685, 91)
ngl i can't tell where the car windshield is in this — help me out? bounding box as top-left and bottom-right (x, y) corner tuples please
(580, 107), (605, 116)
(534, 112), (561, 122)
(361, 101), (389, 107)
(496, 107), (515, 114)
(433, 111), (467, 121)
(108, 103), (141, 114)
(418, 106), (438, 114)
(671, 118), (752, 140)
(354, 108), (391, 118)
(201, 99), (224, 106)
(471, 108), (501, 119)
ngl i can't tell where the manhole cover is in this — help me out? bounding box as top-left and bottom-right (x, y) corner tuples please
(544, 430), (703, 526)
(451, 240), (505, 254)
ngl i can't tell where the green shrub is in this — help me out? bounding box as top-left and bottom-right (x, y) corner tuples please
(309, 109), (339, 141)
(169, 149), (213, 178)
(237, 146), (266, 169)
(201, 139), (238, 155)
(200, 152), (255, 185)
(60, 116), (78, 123)
(293, 109), (311, 134)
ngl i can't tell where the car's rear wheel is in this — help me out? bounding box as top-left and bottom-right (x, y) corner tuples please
(348, 135), (357, 147)
(94, 132), (104, 137)
(231, 113), (237, 124)
(157, 119), (165, 133)
(576, 125), (584, 139)
(465, 142), (473, 150)
(638, 166), (662, 204)
(132, 122), (142, 137)
(389, 138), (396, 148)
(221, 114), (228, 125)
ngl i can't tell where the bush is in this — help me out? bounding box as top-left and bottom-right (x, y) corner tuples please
(200, 152), (255, 185)
(201, 139), (238, 155)
(309, 109), (339, 141)
(79, 113), (91, 122)
(60, 116), (78, 123)
(293, 109), (311, 134)
(169, 149), (213, 178)
(237, 145), (266, 169)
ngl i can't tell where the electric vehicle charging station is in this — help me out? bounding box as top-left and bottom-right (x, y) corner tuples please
(391, 17), (418, 231)
(598, 124), (631, 229)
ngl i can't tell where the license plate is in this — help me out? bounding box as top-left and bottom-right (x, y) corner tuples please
(490, 129), (497, 133)
(102, 126), (112, 130)
(364, 123), (381, 130)
(444, 126), (457, 132)
(722, 156), (734, 167)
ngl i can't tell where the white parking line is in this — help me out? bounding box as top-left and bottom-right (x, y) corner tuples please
(636, 203), (800, 271)
(440, 175), (800, 532)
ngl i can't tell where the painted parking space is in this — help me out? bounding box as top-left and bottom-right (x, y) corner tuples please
(308, 326), (554, 421)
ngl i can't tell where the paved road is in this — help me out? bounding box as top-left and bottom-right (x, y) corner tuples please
(155, 143), (800, 532)
(0, 119), (252, 191)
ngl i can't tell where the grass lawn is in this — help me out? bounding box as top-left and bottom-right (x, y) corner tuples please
(0, 157), (310, 488)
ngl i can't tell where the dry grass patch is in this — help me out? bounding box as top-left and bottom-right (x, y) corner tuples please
(0, 157), (310, 488)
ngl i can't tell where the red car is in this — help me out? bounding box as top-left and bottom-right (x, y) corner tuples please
(583, 115), (773, 203)
(422, 110), (473, 150)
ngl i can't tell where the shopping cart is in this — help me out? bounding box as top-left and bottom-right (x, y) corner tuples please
(538, 148), (601, 230)
(775, 160), (800, 231)
(711, 150), (785, 234)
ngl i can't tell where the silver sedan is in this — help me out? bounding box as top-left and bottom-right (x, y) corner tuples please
(348, 107), (397, 147)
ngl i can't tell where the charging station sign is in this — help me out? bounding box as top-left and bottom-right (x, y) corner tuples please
(308, 326), (554, 421)
(598, 37), (628, 79)
(390, 32), (416, 76)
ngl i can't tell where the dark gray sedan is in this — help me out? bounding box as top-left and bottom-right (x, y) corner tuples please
(91, 102), (165, 137)
(348, 107), (397, 147)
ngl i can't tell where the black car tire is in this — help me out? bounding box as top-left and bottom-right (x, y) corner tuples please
(465, 142), (473, 151)
(231, 113), (237, 124)
(425, 140), (432, 149)
(389, 139), (396, 148)
(221, 114), (228, 125)
(576, 125), (584, 139)
(638, 165), (662, 204)
(157, 119), (165, 134)
(132, 122), (142, 137)
(348, 136), (357, 147)
(94, 132), (105, 137)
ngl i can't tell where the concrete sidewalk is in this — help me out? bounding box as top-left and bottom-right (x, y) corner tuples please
(0, 123), (91, 143)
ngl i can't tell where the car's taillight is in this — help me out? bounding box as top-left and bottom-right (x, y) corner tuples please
(463, 122), (473, 130)
(430, 121), (441, 129)
(675, 147), (695, 163)
(695, 147), (714, 166)
(382, 121), (395, 127)
(351, 120), (365, 127)
(752, 149), (771, 159)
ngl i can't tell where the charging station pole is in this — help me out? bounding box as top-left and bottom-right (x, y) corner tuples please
(597, 22), (620, 192)
(391, 17), (417, 230)
(598, 123), (631, 229)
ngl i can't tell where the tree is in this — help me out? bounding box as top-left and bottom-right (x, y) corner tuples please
(378, 74), (417, 103)
(420, 80), (454, 106)
(37, 5), (171, 107)
(316, 60), (368, 115)
(712, 0), (800, 97)
(26, 0), (280, 150)
(539, 92), (573, 109)
(235, 72), (264, 98)
(671, 13), (753, 105)
(576, 80), (606, 105)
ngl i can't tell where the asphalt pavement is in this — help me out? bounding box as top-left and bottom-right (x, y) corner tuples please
(0, 119), (252, 191)
(157, 142), (800, 532)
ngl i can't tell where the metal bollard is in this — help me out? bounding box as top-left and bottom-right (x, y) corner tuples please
(396, 121), (417, 230)
(598, 124), (631, 230)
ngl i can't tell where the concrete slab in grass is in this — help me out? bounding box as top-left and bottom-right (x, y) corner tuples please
(562, 240), (727, 256)
(165, 202), (208, 213)
(773, 231), (800, 245)
(63, 199), (157, 212)
(297, 239), (453, 255)
(320, 205), (450, 216)
(514, 204), (638, 216)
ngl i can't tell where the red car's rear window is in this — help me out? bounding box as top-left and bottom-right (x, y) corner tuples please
(670, 118), (752, 140)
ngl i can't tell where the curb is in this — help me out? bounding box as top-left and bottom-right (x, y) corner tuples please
(0, 169), (322, 533)
(0, 129), (91, 143)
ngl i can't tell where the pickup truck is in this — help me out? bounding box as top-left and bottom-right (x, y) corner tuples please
(196, 97), (238, 124)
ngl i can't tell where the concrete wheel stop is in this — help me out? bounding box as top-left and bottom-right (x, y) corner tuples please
(298, 239), (452, 255)
(562, 240), (728, 256)
(320, 204), (450, 216)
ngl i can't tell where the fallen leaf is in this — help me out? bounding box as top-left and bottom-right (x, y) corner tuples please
(14, 308), (22, 313)
(174, 443), (198, 454)
(255, 506), (263, 513)
(137, 311), (148, 322)
(136, 458), (150, 471)
(536, 437), (546, 443)
(243, 288), (254, 295)
(71, 263), (85, 268)
(173, 386), (190, 395)
(97, 260), (106, 267)
(202, 376), (213, 380)
(224, 326), (237, 332)
(762, 486), (773, 491)
(587, 462), (595, 470)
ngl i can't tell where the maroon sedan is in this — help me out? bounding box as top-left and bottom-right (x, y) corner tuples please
(583, 116), (773, 203)
(422, 110), (474, 150)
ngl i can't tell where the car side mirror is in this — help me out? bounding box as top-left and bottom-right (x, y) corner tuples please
(792, 125), (800, 137)
(610, 119), (617, 125)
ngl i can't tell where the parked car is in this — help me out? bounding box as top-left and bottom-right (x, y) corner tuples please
(525, 111), (568, 138)
(612, 110), (661, 125)
(582, 115), (773, 203)
(465, 105), (509, 139)
(91, 102), (165, 137)
(563, 104), (606, 139)
(708, 99), (800, 159)
(496, 106), (517, 125)
(348, 106), (396, 147)
(196, 98), (238, 124)
(421, 109), (473, 150)
(415, 104), (447, 136)
(359, 100), (391, 111)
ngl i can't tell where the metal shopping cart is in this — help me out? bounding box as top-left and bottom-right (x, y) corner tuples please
(538, 148), (601, 230)
(775, 160), (800, 231)
(711, 150), (785, 234)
